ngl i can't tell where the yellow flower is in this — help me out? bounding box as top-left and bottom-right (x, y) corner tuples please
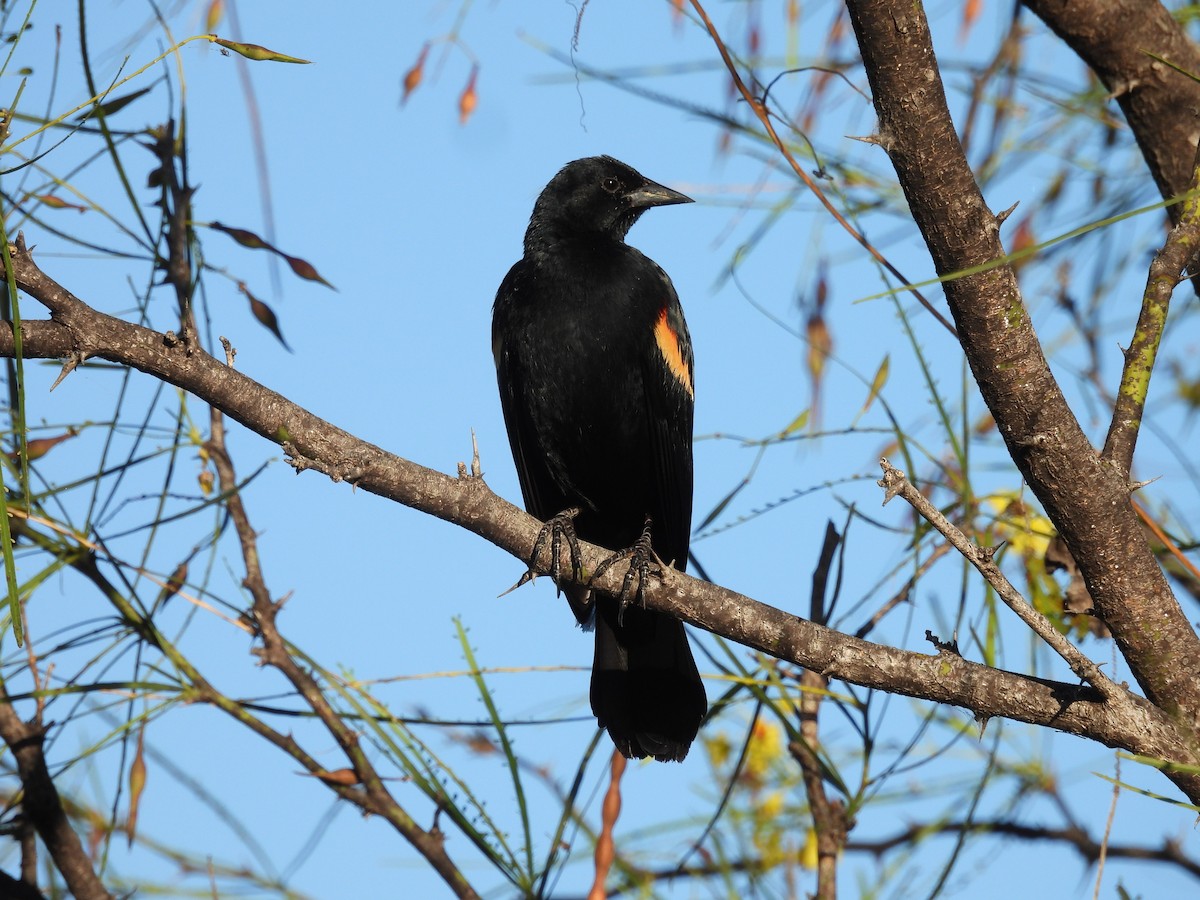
(745, 720), (783, 780)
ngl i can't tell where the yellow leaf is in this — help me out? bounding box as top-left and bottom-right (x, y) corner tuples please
(801, 827), (819, 869)
(854, 355), (889, 422)
(781, 409), (809, 437)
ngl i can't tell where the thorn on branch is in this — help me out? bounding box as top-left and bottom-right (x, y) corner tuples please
(49, 351), (86, 392)
(1128, 477), (1158, 493)
(846, 132), (883, 147)
(995, 200), (1020, 226)
(974, 711), (990, 738)
(977, 541), (1004, 563)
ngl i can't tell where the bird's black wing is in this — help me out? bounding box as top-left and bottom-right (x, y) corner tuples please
(493, 262), (567, 523)
(639, 263), (695, 572)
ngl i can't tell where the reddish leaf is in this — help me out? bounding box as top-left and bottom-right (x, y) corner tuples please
(283, 253), (333, 289)
(240, 283), (292, 351)
(960, 0), (983, 43)
(458, 65), (479, 126)
(402, 43), (430, 105)
(212, 222), (335, 290)
(305, 768), (360, 786)
(33, 194), (87, 213)
(11, 430), (76, 461)
(1009, 215), (1036, 271)
(210, 221), (269, 250)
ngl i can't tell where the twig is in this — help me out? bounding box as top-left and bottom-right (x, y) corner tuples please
(1102, 141), (1200, 474)
(877, 458), (1125, 703)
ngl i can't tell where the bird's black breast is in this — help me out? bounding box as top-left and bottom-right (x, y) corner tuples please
(493, 241), (693, 568)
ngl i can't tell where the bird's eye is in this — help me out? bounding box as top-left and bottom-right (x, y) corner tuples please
(601, 177), (620, 193)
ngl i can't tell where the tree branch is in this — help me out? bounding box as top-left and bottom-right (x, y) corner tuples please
(877, 459), (1125, 702)
(206, 378), (480, 900)
(1102, 143), (1200, 473)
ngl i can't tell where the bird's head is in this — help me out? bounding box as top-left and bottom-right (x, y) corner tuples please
(527, 156), (692, 246)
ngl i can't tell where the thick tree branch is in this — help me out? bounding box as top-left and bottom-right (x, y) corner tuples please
(2, 245), (1199, 801)
(1022, 0), (1200, 230)
(843, 0), (1200, 738)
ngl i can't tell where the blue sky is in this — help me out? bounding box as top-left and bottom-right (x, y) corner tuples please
(5, 1), (1199, 898)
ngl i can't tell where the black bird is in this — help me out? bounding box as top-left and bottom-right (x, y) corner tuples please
(492, 156), (706, 762)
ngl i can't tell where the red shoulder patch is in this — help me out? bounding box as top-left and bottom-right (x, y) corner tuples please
(654, 308), (693, 397)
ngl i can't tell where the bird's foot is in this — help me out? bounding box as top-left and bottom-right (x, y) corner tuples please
(590, 517), (662, 624)
(506, 507), (584, 597)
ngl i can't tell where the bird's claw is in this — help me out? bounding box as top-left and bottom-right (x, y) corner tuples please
(529, 507), (584, 595)
(590, 517), (661, 625)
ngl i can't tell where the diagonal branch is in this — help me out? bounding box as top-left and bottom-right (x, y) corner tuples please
(877, 459), (1125, 703)
(206, 367), (480, 900)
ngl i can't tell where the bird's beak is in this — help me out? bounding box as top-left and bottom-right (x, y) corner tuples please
(628, 179), (693, 208)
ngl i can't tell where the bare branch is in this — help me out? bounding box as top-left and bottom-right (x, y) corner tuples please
(1102, 143), (1200, 473)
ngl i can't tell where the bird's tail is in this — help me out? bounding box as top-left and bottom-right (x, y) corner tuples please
(589, 597), (706, 762)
